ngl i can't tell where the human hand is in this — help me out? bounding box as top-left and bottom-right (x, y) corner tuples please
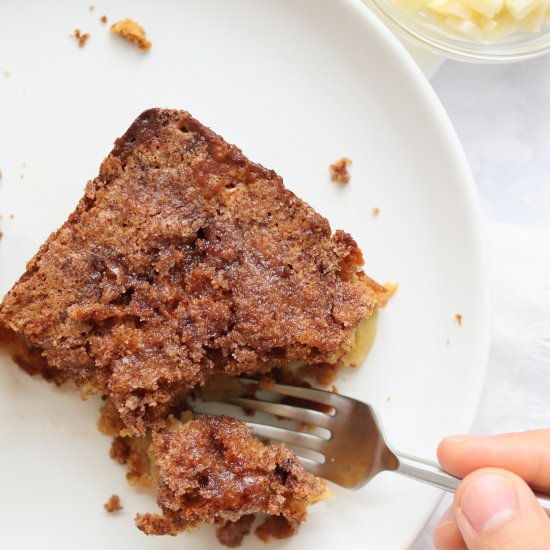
(433, 430), (550, 550)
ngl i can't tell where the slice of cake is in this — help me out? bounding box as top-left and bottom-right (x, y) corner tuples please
(137, 415), (327, 537)
(0, 109), (388, 436)
(0, 109), (389, 545)
(98, 402), (327, 546)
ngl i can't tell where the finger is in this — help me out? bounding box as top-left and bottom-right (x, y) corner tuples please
(438, 430), (550, 490)
(434, 505), (467, 550)
(454, 467), (550, 550)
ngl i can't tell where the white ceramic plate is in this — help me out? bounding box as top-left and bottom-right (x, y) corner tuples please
(0, 1), (489, 549)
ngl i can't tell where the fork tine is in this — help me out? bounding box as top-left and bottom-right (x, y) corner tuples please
(228, 397), (332, 429)
(245, 421), (327, 453)
(238, 377), (340, 408)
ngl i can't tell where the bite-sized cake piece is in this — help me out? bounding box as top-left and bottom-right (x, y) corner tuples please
(134, 415), (327, 543)
(0, 108), (388, 436)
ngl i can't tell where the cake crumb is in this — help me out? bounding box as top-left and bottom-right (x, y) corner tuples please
(331, 385), (339, 394)
(385, 395), (392, 402)
(0, 169), (3, 180)
(100, 15), (108, 24)
(0, 231), (3, 240)
(8, 214), (14, 220)
(89, 5), (95, 11)
(20, 174), (24, 179)
(455, 313), (463, 326)
(110, 18), (151, 51)
(446, 339), (451, 347)
(371, 207), (380, 217)
(329, 157), (352, 184)
(216, 515), (255, 547)
(73, 29), (90, 47)
(3, 70), (10, 77)
(255, 516), (299, 542)
(104, 494), (122, 512)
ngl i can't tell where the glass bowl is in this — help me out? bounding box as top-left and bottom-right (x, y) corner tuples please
(362, 0), (550, 62)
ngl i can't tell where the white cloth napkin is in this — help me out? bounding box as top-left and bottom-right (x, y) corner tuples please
(412, 220), (550, 549)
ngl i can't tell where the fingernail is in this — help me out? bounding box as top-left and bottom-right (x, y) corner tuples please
(436, 505), (455, 529)
(460, 474), (518, 532)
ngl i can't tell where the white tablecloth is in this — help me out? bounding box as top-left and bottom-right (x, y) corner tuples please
(412, 221), (550, 548)
(411, 57), (550, 549)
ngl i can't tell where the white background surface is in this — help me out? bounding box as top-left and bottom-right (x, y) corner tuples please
(433, 58), (550, 231)
(413, 57), (550, 548)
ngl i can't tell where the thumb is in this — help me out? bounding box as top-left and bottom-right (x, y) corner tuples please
(454, 467), (550, 550)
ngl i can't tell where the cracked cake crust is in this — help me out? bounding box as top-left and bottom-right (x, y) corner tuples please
(0, 108), (388, 436)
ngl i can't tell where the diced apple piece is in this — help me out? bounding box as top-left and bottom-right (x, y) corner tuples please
(444, 14), (484, 36)
(462, 0), (503, 18)
(394, 0), (432, 12)
(427, 0), (477, 18)
(490, 10), (522, 36)
(505, 0), (544, 20)
(480, 16), (499, 29)
(517, 1), (547, 30)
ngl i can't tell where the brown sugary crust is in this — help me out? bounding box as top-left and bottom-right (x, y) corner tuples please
(0, 108), (387, 436)
(135, 415), (326, 535)
(216, 515), (255, 547)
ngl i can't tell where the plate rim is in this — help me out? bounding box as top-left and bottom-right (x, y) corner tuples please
(344, 0), (491, 543)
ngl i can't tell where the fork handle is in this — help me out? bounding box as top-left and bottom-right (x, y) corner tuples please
(394, 452), (550, 517)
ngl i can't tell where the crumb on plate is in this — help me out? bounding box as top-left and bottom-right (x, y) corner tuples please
(371, 207), (380, 217)
(3, 70), (10, 77)
(89, 5), (95, 11)
(73, 29), (90, 47)
(385, 395), (392, 402)
(110, 18), (151, 51)
(100, 15), (108, 24)
(329, 157), (352, 184)
(8, 214), (14, 220)
(331, 385), (339, 394)
(104, 494), (122, 512)
(455, 313), (463, 326)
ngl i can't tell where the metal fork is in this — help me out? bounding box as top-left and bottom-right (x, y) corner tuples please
(192, 378), (550, 515)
